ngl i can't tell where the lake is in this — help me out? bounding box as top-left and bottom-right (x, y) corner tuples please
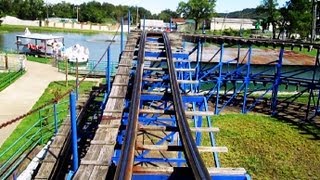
(0, 31), (126, 63)
(0, 31), (318, 88)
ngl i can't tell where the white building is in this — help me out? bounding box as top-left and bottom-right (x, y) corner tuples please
(210, 17), (256, 31)
(140, 19), (165, 31)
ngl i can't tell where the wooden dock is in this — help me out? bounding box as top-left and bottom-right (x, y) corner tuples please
(73, 32), (140, 179)
(34, 92), (95, 179)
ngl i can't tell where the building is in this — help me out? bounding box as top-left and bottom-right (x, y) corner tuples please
(171, 18), (196, 32)
(140, 19), (165, 31)
(210, 17), (256, 31)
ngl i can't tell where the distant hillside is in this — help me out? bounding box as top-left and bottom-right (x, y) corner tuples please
(217, 8), (262, 19)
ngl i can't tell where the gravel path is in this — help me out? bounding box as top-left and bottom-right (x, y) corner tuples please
(0, 61), (76, 147)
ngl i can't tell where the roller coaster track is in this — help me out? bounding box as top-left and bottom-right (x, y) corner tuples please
(114, 32), (211, 179)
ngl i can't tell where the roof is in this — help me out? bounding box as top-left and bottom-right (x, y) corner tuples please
(172, 18), (186, 23)
(140, 19), (165, 28)
(212, 17), (255, 24)
(16, 33), (64, 40)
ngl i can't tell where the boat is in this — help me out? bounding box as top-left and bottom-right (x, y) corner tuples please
(16, 28), (64, 57)
(62, 44), (89, 64)
(16, 28), (89, 64)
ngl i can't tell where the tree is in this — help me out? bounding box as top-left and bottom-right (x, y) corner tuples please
(158, 9), (178, 22)
(256, 0), (281, 39)
(177, 0), (216, 30)
(286, 0), (312, 39)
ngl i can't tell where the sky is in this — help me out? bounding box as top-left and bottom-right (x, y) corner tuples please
(46, 0), (288, 14)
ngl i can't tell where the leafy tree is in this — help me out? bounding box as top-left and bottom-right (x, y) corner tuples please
(286, 0), (312, 39)
(158, 9), (179, 22)
(177, 0), (216, 30)
(256, 0), (281, 39)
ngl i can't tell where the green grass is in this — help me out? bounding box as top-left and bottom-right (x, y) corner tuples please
(0, 71), (25, 91)
(26, 55), (51, 64)
(0, 80), (96, 163)
(202, 114), (320, 179)
(250, 93), (310, 104)
(252, 45), (317, 58)
(0, 24), (117, 34)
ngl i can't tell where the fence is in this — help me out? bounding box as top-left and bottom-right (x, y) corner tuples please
(57, 60), (119, 77)
(0, 100), (69, 179)
(0, 70), (25, 91)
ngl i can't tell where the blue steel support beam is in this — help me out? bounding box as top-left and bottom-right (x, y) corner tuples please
(242, 45), (252, 114)
(306, 48), (320, 120)
(271, 46), (284, 116)
(203, 99), (220, 167)
(195, 39), (201, 93)
(68, 92), (78, 178)
(215, 43), (224, 115)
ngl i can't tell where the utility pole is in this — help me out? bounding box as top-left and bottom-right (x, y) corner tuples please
(312, 0), (318, 42)
(75, 6), (80, 22)
(136, 6), (139, 26)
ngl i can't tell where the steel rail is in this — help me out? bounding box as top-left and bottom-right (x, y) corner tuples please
(163, 32), (211, 180)
(182, 33), (320, 49)
(113, 31), (147, 180)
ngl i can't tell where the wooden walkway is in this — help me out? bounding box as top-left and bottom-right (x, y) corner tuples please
(34, 93), (94, 179)
(73, 32), (140, 179)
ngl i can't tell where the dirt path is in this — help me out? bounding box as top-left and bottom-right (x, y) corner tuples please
(0, 61), (79, 147)
(187, 44), (316, 66)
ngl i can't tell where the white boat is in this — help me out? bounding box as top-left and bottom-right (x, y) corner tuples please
(62, 44), (89, 63)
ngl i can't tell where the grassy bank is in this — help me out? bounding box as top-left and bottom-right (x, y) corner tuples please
(26, 55), (51, 64)
(202, 114), (320, 179)
(0, 24), (118, 34)
(0, 80), (95, 162)
(0, 70), (25, 91)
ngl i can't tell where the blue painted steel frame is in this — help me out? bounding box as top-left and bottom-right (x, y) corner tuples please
(113, 35), (224, 171)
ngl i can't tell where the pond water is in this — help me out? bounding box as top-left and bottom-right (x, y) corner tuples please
(0, 31), (126, 63)
(0, 31), (318, 88)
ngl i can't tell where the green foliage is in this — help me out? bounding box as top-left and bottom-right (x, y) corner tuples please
(203, 114), (320, 179)
(0, 0), (155, 24)
(256, 0), (281, 39)
(0, 80), (95, 162)
(26, 55), (51, 64)
(177, 0), (216, 29)
(158, 9), (179, 22)
(0, 71), (25, 91)
(287, 0), (312, 39)
(217, 8), (263, 19)
(0, 0), (45, 20)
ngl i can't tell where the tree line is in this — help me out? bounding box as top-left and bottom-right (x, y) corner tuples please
(0, 0), (178, 24)
(0, 0), (315, 40)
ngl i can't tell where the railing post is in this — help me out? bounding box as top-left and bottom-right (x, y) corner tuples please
(107, 46), (111, 94)
(75, 59), (79, 100)
(53, 102), (58, 135)
(69, 92), (79, 172)
(128, 10), (131, 34)
(143, 15), (146, 31)
(121, 17), (124, 53)
(202, 20), (205, 34)
(39, 110), (43, 144)
(169, 17), (172, 32)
